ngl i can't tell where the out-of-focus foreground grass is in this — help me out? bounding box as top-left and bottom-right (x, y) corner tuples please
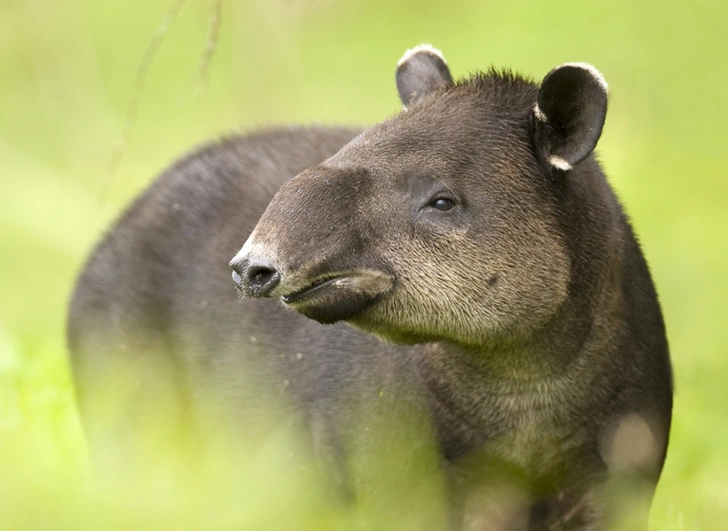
(0, 0), (726, 529)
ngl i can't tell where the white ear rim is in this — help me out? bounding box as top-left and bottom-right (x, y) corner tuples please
(548, 155), (573, 171)
(397, 43), (447, 68)
(533, 103), (548, 123)
(556, 62), (609, 93)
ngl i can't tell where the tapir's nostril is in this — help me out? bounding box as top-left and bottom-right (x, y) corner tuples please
(229, 257), (281, 298)
(247, 262), (280, 296)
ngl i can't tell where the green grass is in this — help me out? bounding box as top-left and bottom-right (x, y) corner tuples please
(1, 0), (727, 528)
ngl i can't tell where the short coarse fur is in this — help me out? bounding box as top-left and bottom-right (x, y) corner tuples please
(69, 48), (672, 530)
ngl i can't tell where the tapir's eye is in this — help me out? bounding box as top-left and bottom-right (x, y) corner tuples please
(428, 197), (457, 211)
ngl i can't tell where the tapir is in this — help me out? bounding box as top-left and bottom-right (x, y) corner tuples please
(68, 45), (672, 530)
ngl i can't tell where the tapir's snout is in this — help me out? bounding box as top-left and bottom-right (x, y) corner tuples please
(228, 164), (394, 324)
(229, 256), (281, 298)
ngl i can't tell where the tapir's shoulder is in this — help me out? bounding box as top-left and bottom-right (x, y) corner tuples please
(71, 125), (361, 324)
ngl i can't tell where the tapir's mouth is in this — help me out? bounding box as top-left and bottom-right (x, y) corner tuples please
(282, 276), (344, 304)
(280, 270), (393, 318)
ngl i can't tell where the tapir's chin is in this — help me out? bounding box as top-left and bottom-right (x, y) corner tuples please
(280, 271), (393, 324)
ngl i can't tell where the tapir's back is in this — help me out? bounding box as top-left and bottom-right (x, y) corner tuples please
(67, 126), (366, 457)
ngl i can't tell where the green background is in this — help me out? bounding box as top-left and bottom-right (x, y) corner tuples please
(1, 0), (726, 528)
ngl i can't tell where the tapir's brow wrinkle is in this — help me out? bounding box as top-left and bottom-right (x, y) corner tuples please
(68, 47), (670, 530)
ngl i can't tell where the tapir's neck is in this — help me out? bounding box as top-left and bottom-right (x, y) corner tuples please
(415, 260), (627, 463)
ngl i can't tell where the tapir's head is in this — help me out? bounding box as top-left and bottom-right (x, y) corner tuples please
(230, 45), (609, 346)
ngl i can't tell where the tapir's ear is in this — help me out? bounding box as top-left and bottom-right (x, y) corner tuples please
(396, 44), (454, 108)
(533, 63), (608, 171)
